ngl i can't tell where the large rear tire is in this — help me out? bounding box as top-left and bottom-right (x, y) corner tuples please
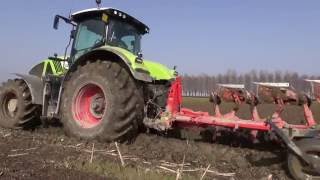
(287, 138), (320, 180)
(0, 79), (39, 129)
(61, 60), (144, 142)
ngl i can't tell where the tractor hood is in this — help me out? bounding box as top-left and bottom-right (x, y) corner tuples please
(95, 45), (176, 81)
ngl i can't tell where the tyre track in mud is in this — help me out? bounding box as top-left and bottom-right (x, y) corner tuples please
(0, 126), (292, 180)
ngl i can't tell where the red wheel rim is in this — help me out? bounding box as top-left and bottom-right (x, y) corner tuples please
(72, 83), (106, 129)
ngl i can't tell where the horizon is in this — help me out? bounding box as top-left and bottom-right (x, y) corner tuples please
(1, 1), (320, 82)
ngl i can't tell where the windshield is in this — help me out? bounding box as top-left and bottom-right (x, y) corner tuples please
(72, 19), (106, 60)
(107, 20), (141, 55)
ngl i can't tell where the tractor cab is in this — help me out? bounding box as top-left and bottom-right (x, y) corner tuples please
(54, 8), (150, 64)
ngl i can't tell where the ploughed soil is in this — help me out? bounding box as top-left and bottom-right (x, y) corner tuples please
(0, 97), (319, 180)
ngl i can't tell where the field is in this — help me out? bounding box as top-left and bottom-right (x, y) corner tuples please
(0, 97), (319, 180)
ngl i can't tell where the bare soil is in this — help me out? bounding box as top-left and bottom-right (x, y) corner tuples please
(0, 127), (289, 180)
(0, 97), (319, 180)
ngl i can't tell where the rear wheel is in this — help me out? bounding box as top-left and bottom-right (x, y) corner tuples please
(0, 79), (39, 129)
(61, 60), (144, 142)
(288, 138), (320, 180)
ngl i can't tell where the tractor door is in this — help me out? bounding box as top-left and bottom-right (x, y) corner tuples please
(70, 19), (106, 63)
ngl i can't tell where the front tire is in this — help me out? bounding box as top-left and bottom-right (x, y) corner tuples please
(61, 60), (144, 142)
(0, 79), (39, 129)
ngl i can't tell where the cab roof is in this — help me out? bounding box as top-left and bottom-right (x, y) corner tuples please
(71, 8), (150, 34)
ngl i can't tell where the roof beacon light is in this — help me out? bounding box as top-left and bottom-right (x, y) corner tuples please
(96, 0), (102, 9)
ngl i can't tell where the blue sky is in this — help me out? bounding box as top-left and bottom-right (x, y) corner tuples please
(0, 0), (320, 81)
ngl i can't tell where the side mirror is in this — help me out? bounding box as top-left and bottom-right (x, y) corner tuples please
(53, 15), (60, 30)
(53, 15), (75, 30)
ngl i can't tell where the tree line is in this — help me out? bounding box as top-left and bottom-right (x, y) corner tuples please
(182, 70), (320, 97)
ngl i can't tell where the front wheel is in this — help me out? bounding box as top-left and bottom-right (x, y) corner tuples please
(61, 60), (144, 142)
(287, 138), (320, 180)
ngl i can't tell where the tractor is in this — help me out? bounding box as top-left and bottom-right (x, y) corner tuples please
(0, 4), (176, 141)
(0, 1), (319, 179)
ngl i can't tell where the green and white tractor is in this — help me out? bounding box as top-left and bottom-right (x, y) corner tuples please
(0, 2), (176, 142)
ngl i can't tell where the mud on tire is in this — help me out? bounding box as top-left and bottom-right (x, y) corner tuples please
(61, 60), (144, 142)
(0, 79), (39, 129)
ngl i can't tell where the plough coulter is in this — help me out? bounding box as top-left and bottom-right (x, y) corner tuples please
(0, 1), (318, 179)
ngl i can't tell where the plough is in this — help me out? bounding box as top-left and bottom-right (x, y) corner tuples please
(145, 77), (320, 179)
(156, 78), (316, 134)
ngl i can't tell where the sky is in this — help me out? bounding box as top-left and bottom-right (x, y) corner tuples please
(0, 0), (320, 81)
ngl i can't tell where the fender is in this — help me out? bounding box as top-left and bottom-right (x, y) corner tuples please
(15, 74), (43, 105)
(65, 46), (153, 82)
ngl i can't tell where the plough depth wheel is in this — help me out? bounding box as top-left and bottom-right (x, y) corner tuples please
(288, 138), (320, 180)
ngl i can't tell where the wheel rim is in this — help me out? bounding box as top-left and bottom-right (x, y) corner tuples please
(2, 92), (18, 118)
(72, 83), (106, 129)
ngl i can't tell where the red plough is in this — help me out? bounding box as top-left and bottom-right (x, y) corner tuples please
(147, 77), (320, 179)
(166, 77), (316, 134)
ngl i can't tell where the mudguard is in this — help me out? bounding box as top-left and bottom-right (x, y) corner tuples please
(67, 45), (176, 82)
(15, 74), (43, 105)
(68, 47), (153, 82)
